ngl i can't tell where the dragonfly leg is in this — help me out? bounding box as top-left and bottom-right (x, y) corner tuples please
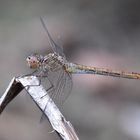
(20, 70), (38, 77)
(33, 71), (55, 97)
(40, 77), (54, 99)
(20, 70), (41, 90)
(39, 76), (56, 122)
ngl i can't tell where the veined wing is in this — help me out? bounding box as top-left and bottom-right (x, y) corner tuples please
(47, 68), (73, 106)
(39, 67), (72, 123)
(39, 67), (72, 122)
(40, 17), (65, 57)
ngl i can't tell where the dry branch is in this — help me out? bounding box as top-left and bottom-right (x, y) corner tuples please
(0, 76), (79, 140)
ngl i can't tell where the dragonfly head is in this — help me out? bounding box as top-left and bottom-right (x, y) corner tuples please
(26, 54), (43, 69)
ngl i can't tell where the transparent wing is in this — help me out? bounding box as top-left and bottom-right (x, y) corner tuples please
(47, 68), (73, 106)
(40, 17), (65, 57)
(39, 67), (72, 122)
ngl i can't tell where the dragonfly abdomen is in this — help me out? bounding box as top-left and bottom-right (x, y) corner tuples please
(65, 63), (140, 80)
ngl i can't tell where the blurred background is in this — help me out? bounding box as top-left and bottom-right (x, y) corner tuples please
(0, 0), (140, 140)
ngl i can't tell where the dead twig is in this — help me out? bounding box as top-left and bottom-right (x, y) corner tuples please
(0, 76), (79, 140)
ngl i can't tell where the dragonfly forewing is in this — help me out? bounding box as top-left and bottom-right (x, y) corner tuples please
(40, 17), (65, 57)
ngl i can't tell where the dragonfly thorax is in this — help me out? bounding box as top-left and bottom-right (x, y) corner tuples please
(42, 53), (67, 72)
(26, 53), (67, 72)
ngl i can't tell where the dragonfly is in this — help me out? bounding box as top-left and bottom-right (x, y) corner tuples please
(26, 17), (140, 110)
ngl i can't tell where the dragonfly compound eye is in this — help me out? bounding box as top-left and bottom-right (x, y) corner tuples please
(26, 55), (40, 69)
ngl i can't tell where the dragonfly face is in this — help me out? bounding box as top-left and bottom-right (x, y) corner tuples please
(26, 54), (43, 69)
